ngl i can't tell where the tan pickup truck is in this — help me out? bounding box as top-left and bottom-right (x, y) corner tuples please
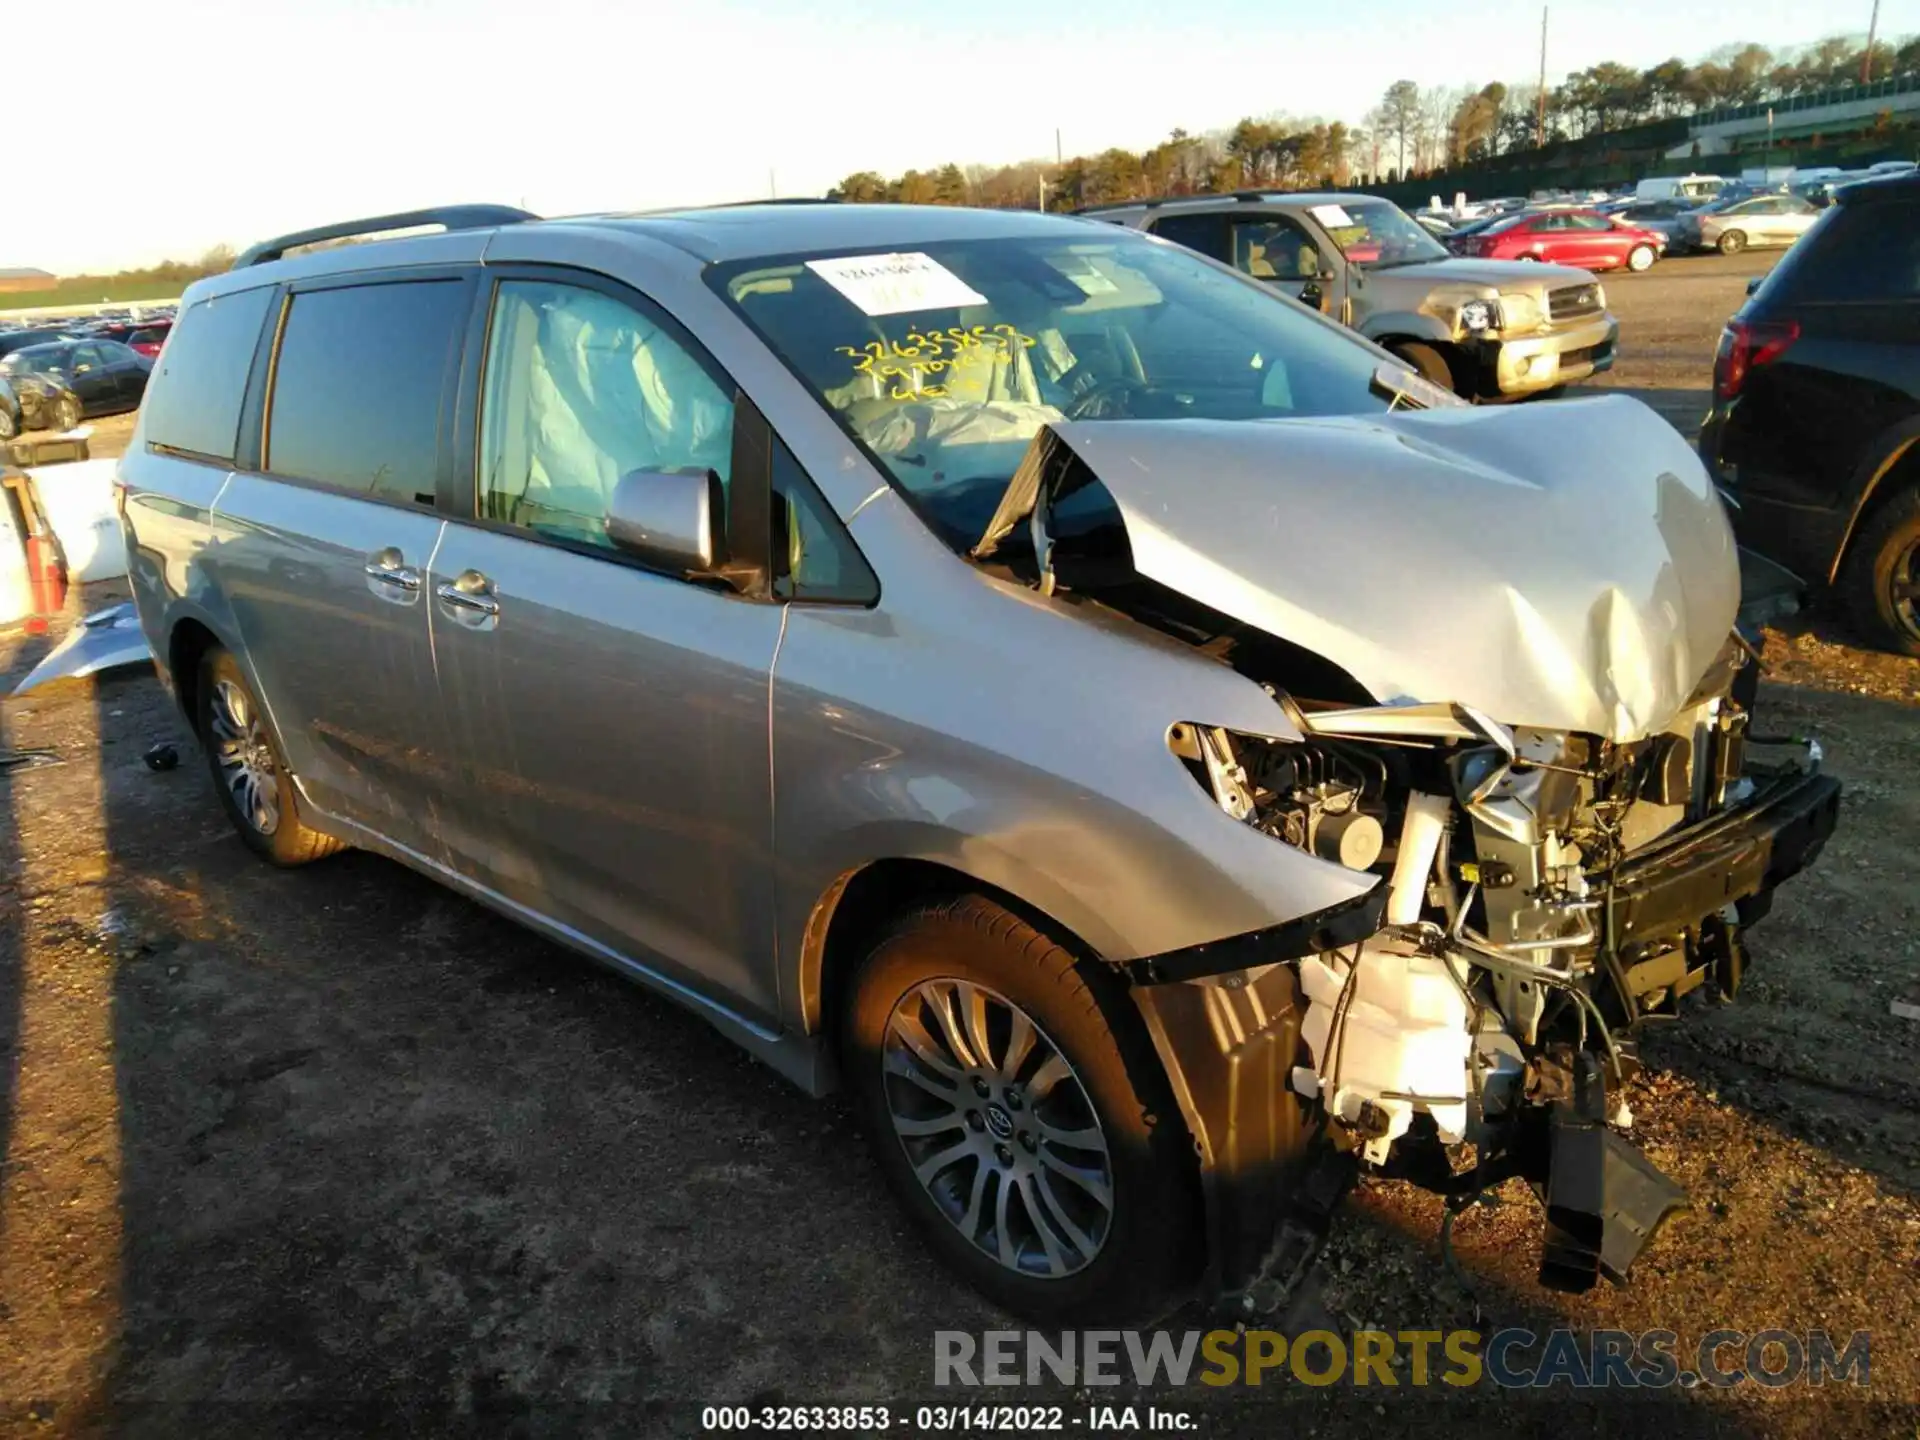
(1083, 190), (1619, 400)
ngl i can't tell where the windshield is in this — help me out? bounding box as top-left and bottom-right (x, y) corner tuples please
(1310, 199), (1450, 269)
(0, 347), (65, 376)
(709, 233), (1393, 551)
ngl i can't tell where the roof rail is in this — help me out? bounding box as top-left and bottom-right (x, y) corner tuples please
(233, 204), (540, 269)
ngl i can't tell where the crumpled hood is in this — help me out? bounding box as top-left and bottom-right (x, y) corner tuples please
(1038, 397), (1739, 742)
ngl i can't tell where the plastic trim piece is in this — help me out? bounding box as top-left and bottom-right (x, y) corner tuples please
(1120, 881), (1389, 985)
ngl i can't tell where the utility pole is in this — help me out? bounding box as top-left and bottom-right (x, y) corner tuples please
(1535, 6), (1549, 149)
(1766, 107), (1775, 176)
(1056, 129), (1063, 166)
(1863, 0), (1881, 83)
(769, 168), (777, 200)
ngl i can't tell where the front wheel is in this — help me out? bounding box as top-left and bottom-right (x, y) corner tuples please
(52, 395), (81, 432)
(841, 895), (1200, 1322)
(1842, 486), (1920, 657)
(197, 648), (345, 866)
(1627, 244), (1656, 272)
(0, 405), (15, 441)
(1388, 340), (1458, 395)
(1718, 231), (1747, 256)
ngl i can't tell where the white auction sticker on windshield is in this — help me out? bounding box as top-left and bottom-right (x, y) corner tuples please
(805, 252), (988, 316)
(1308, 204), (1356, 229)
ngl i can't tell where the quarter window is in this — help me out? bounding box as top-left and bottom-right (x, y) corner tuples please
(1147, 213), (1230, 262)
(477, 279), (735, 551)
(771, 439), (877, 604)
(143, 285), (275, 463)
(266, 280), (468, 506)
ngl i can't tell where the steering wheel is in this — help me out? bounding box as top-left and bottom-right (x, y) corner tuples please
(1061, 373), (1151, 420)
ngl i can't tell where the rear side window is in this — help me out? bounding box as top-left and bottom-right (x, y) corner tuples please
(1148, 212), (1230, 262)
(143, 285), (275, 462)
(1779, 199), (1920, 303)
(266, 280), (468, 506)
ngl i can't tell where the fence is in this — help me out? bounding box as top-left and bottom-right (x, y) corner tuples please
(1692, 73), (1920, 129)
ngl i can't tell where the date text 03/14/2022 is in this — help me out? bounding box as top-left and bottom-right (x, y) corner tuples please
(699, 1404), (1195, 1431)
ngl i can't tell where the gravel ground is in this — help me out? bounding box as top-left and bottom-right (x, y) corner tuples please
(2, 256), (1917, 1438)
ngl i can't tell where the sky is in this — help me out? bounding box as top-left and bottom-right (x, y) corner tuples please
(14, 0), (1901, 274)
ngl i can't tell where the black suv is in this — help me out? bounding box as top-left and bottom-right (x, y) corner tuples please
(1700, 172), (1920, 654)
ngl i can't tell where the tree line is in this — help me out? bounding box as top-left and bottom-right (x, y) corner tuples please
(48, 245), (238, 294)
(831, 33), (1920, 208)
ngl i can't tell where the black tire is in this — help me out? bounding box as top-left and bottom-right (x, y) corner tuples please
(53, 395), (81, 432)
(1389, 340), (1457, 394)
(1627, 244), (1656, 272)
(841, 894), (1199, 1322)
(0, 404), (15, 441)
(1841, 485), (1920, 658)
(196, 648), (345, 866)
(1717, 230), (1747, 256)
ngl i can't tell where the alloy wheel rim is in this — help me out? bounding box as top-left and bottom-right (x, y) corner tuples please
(882, 978), (1113, 1279)
(210, 679), (280, 835)
(1891, 538), (1920, 641)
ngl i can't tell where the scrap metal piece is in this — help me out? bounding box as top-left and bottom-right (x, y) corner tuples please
(11, 602), (153, 697)
(0, 748), (63, 774)
(1536, 1052), (1690, 1292)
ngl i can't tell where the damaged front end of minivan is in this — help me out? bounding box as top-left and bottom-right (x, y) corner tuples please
(971, 394), (1841, 1309)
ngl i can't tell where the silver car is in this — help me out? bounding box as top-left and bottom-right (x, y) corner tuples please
(1675, 192), (1822, 254)
(120, 201), (1839, 1321)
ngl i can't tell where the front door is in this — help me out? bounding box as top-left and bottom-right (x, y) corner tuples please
(211, 273), (472, 859)
(96, 340), (149, 407)
(1227, 213), (1339, 316)
(62, 343), (120, 415)
(427, 271), (785, 1019)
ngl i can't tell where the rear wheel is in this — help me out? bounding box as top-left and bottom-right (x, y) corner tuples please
(197, 648), (345, 865)
(1388, 340), (1457, 395)
(841, 894), (1199, 1322)
(1627, 244), (1656, 272)
(1717, 230), (1747, 256)
(1842, 485), (1920, 657)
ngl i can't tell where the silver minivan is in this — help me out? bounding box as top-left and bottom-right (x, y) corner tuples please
(121, 202), (1838, 1320)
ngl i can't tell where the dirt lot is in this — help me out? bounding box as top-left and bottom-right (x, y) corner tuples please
(2, 254), (1917, 1438)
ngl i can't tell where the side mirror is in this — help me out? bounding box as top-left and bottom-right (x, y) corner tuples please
(1745, 278), (1762, 297)
(606, 467), (726, 573)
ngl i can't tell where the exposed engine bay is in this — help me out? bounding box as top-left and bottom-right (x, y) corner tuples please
(974, 408), (1843, 1298)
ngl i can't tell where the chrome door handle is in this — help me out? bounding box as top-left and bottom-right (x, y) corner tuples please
(435, 573), (499, 617)
(363, 561), (422, 590)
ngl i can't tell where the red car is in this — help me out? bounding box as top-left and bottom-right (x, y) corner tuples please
(92, 320), (172, 358)
(1453, 209), (1664, 272)
(125, 324), (171, 359)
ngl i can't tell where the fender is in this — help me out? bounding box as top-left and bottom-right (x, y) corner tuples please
(1357, 310), (1454, 346)
(1829, 424), (1920, 583)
